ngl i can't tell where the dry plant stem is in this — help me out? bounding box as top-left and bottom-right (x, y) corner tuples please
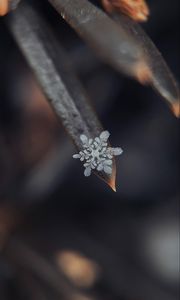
(48, 0), (146, 80)
(49, 0), (179, 117)
(0, 0), (20, 16)
(111, 13), (180, 117)
(7, 2), (116, 190)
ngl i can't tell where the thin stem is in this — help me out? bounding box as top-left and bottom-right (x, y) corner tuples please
(7, 2), (117, 190)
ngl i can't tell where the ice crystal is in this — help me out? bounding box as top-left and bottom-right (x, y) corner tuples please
(73, 131), (123, 176)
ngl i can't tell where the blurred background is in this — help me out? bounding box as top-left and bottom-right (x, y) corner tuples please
(0, 0), (179, 299)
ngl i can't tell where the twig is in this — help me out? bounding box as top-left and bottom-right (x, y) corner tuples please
(7, 2), (117, 190)
(3, 237), (89, 300)
(112, 13), (180, 117)
(48, 0), (179, 117)
(3, 226), (176, 300)
(48, 0), (146, 80)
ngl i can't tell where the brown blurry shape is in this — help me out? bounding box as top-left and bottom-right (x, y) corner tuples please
(171, 101), (180, 118)
(101, 0), (149, 22)
(133, 60), (152, 84)
(56, 250), (100, 288)
(4, 239), (86, 300)
(0, 204), (21, 250)
(0, 0), (20, 16)
(0, 0), (8, 16)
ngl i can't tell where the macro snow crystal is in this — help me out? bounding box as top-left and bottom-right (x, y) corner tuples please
(73, 131), (123, 177)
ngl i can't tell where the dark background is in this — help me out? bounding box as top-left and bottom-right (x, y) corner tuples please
(0, 1), (179, 299)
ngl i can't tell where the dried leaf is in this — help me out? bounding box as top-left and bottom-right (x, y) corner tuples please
(101, 0), (149, 22)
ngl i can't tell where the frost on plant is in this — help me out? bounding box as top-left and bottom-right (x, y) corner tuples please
(73, 131), (123, 177)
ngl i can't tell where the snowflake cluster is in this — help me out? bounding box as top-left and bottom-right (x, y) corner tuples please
(73, 131), (123, 177)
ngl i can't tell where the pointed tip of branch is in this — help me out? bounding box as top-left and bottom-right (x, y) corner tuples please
(106, 177), (116, 192)
(96, 173), (117, 192)
(133, 61), (152, 85)
(94, 159), (117, 192)
(107, 162), (117, 192)
(110, 181), (117, 192)
(171, 101), (180, 118)
(133, 60), (180, 118)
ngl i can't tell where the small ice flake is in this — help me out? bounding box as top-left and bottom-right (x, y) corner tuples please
(95, 137), (100, 143)
(103, 165), (112, 174)
(105, 160), (112, 165)
(80, 134), (88, 144)
(97, 163), (103, 171)
(73, 154), (80, 159)
(84, 167), (91, 177)
(73, 131), (123, 177)
(89, 138), (93, 145)
(100, 131), (110, 141)
(111, 147), (123, 156)
(84, 162), (89, 167)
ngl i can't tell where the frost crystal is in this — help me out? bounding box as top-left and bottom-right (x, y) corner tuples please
(73, 131), (123, 177)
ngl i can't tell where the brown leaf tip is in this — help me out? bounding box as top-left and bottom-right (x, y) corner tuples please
(102, 0), (150, 22)
(171, 101), (180, 118)
(132, 60), (152, 84)
(110, 180), (117, 192)
(0, 0), (9, 16)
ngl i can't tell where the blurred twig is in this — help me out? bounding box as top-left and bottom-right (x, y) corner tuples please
(2, 220), (176, 300)
(48, 0), (179, 117)
(3, 237), (93, 300)
(48, 0), (145, 79)
(112, 12), (180, 117)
